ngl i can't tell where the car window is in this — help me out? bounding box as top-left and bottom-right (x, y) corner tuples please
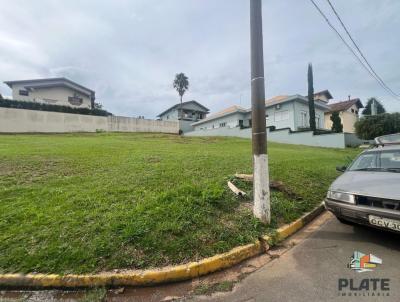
(348, 150), (400, 171)
(380, 151), (400, 169)
(349, 153), (378, 170)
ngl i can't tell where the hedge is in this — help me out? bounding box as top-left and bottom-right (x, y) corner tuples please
(355, 113), (400, 140)
(0, 99), (112, 116)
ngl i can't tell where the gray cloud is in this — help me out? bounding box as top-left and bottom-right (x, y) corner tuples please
(1, 0), (399, 117)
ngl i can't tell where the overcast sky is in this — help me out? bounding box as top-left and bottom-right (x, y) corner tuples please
(1, 0), (399, 117)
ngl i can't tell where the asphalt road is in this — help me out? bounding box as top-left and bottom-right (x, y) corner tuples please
(195, 212), (400, 302)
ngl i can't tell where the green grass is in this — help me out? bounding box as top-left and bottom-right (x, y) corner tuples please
(0, 133), (359, 274)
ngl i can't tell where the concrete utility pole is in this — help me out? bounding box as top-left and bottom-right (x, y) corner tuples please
(250, 0), (270, 224)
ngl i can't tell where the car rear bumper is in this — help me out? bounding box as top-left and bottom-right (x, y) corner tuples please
(324, 198), (400, 230)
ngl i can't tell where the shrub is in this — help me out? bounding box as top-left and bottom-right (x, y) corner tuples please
(330, 111), (343, 133)
(0, 99), (112, 116)
(355, 113), (400, 140)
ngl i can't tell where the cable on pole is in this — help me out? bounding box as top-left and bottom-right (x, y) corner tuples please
(326, 0), (400, 99)
(309, 0), (400, 100)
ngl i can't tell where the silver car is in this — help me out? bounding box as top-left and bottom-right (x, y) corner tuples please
(324, 134), (400, 232)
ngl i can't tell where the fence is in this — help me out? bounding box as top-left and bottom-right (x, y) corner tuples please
(0, 108), (178, 134)
(185, 126), (366, 148)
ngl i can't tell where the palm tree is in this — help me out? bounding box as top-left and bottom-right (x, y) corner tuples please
(307, 63), (316, 131)
(173, 73), (189, 125)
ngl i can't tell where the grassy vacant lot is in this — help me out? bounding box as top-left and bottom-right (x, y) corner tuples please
(0, 133), (359, 274)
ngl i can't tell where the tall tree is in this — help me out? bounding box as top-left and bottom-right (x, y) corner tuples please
(307, 63), (316, 131)
(173, 73), (189, 129)
(330, 112), (343, 133)
(362, 97), (386, 115)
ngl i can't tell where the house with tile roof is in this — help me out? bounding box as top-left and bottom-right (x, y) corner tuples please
(191, 93), (331, 132)
(324, 98), (364, 133)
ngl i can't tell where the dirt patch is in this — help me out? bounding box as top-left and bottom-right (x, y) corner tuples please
(231, 175), (303, 201)
(0, 158), (74, 186)
(236, 202), (253, 213)
(270, 180), (302, 200)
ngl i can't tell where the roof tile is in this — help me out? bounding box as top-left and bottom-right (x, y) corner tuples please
(328, 98), (363, 112)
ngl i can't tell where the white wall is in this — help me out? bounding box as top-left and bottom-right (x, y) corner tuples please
(0, 108), (178, 133)
(193, 112), (247, 130)
(294, 101), (326, 129)
(159, 108), (179, 121)
(185, 126), (366, 148)
(266, 102), (295, 130)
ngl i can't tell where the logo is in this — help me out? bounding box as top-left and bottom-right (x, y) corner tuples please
(348, 251), (382, 273)
(338, 251), (390, 297)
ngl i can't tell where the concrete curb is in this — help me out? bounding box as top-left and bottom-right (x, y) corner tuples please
(0, 204), (325, 289)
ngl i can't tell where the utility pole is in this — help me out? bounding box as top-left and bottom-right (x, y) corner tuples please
(250, 0), (270, 224)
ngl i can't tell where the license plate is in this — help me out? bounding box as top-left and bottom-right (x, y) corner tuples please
(369, 215), (400, 232)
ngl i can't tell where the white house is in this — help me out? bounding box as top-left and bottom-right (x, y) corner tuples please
(157, 100), (209, 133)
(191, 92), (332, 132)
(4, 77), (95, 109)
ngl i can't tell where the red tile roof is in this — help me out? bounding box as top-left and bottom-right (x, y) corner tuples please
(265, 95), (290, 106)
(191, 105), (247, 125)
(328, 98), (363, 112)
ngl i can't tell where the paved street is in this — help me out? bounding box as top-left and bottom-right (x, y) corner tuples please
(193, 212), (400, 302)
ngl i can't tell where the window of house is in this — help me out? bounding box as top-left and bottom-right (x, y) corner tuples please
(199, 113), (203, 119)
(316, 114), (321, 129)
(219, 122), (226, 127)
(355, 110), (358, 115)
(68, 94), (83, 106)
(166, 115), (169, 119)
(249, 119), (252, 127)
(274, 110), (289, 122)
(351, 108), (355, 113)
(300, 111), (308, 127)
(19, 90), (29, 96)
(238, 120), (243, 127)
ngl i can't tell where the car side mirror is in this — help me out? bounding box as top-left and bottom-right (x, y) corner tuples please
(336, 165), (347, 172)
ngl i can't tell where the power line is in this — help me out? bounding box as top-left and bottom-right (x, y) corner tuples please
(325, 0), (400, 98)
(308, 0), (400, 100)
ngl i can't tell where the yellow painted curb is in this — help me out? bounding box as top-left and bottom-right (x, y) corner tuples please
(0, 204), (324, 289)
